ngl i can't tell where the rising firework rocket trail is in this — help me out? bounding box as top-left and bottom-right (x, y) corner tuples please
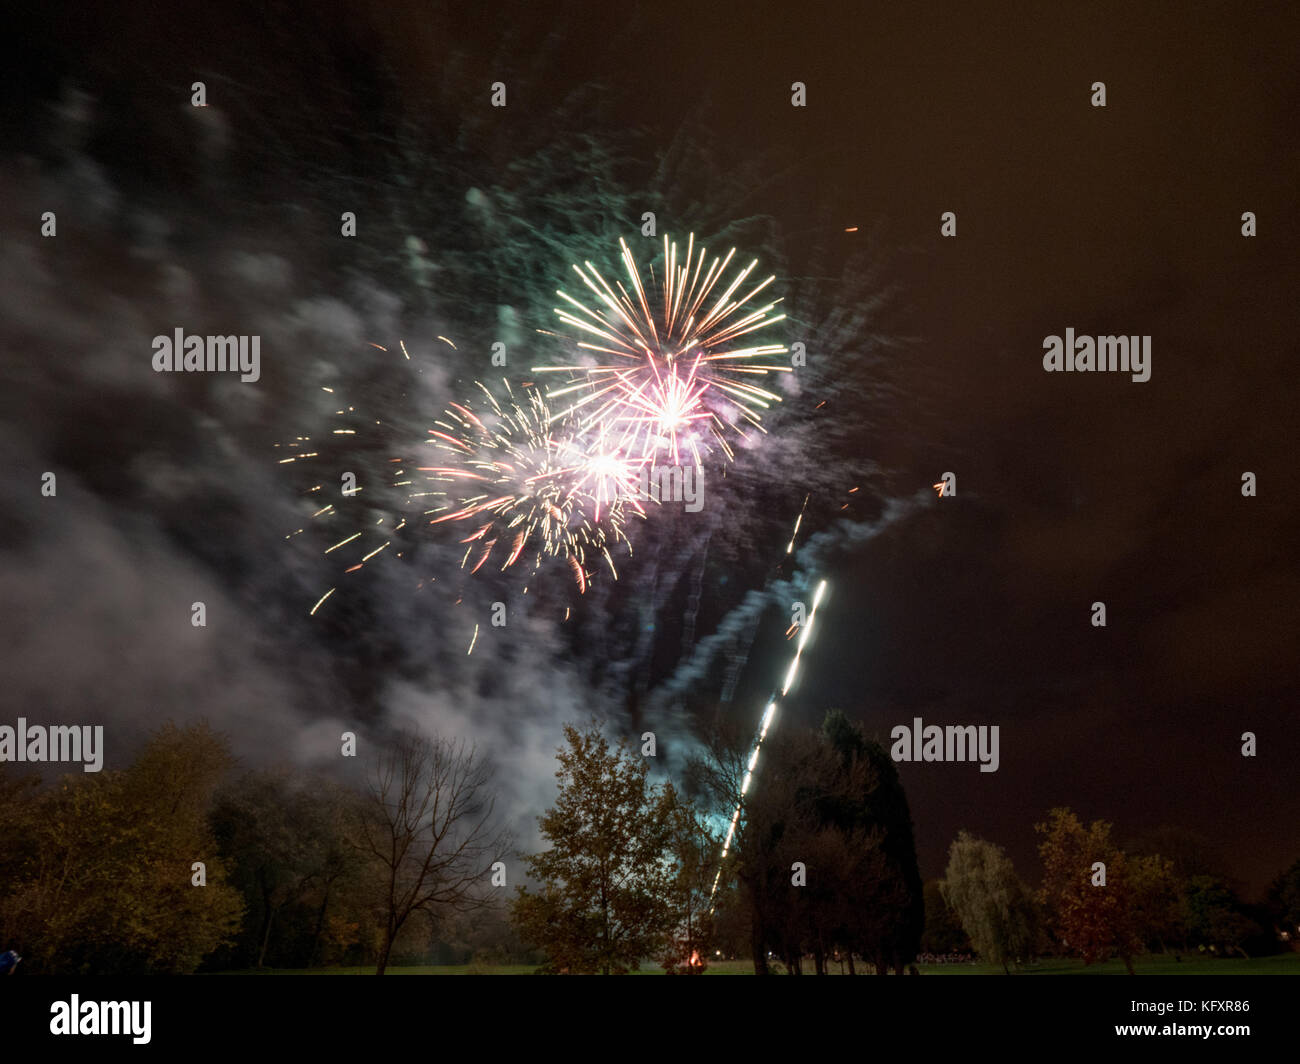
(785, 494), (809, 554)
(709, 577), (829, 903)
(534, 234), (791, 467)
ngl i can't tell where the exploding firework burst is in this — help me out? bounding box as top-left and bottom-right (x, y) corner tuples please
(536, 233), (791, 466)
(283, 235), (796, 609)
(279, 343), (641, 612)
(419, 380), (630, 591)
(550, 418), (652, 524)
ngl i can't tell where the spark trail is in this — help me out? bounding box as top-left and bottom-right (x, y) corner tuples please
(710, 577), (828, 902)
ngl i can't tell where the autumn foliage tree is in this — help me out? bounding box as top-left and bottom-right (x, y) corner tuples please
(0, 722), (243, 974)
(210, 770), (364, 969)
(1035, 807), (1143, 974)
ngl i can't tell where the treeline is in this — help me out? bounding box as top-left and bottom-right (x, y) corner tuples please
(926, 815), (1300, 972)
(506, 709), (1300, 975)
(4, 716), (1293, 976)
(0, 722), (526, 975)
(0, 712), (929, 976)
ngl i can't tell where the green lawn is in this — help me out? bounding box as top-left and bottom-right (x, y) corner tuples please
(915, 953), (1299, 976)
(214, 953), (1300, 975)
(214, 961), (750, 975)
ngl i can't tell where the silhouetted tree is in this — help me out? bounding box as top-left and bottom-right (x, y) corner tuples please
(1266, 856), (1300, 949)
(358, 730), (509, 975)
(921, 879), (970, 954)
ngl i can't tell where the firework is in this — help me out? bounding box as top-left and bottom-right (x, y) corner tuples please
(420, 381), (628, 587)
(710, 579), (828, 902)
(785, 494), (809, 554)
(550, 418), (652, 524)
(280, 345), (638, 613)
(536, 233), (791, 465)
(275, 368), (409, 607)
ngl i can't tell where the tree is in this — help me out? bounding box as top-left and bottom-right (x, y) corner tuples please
(1124, 853), (1180, 954)
(0, 722), (243, 974)
(941, 832), (1036, 973)
(691, 709), (921, 975)
(1035, 807), (1142, 974)
(356, 730), (509, 975)
(921, 879), (970, 954)
(687, 708), (777, 973)
(658, 799), (716, 974)
(510, 719), (680, 974)
(1181, 876), (1260, 958)
(821, 711), (924, 974)
(743, 728), (827, 975)
(296, 781), (367, 967)
(211, 770), (363, 968)
(1266, 857), (1300, 949)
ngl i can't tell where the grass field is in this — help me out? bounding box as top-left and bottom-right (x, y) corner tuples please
(216, 953), (1300, 976)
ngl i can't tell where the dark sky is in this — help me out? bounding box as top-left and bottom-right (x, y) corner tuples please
(3, 1), (1296, 894)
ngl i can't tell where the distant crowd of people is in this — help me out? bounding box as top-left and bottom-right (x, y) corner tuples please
(916, 951), (976, 965)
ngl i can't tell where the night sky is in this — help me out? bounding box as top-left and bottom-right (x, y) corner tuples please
(3, 1), (1296, 894)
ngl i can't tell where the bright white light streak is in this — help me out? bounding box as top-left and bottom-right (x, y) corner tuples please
(308, 587), (336, 616)
(781, 659), (799, 695)
(720, 808), (742, 859)
(710, 579), (829, 904)
(785, 494), (809, 554)
(361, 542), (389, 562)
(324, 532), (361, 554)
(780, 578), (827, 696)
